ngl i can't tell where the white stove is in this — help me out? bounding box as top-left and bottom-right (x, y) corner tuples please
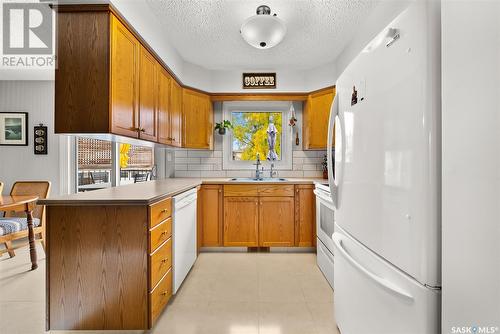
(314, 181), (335, 290)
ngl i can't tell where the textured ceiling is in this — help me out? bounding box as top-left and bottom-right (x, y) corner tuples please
(145, 0), (379, 70)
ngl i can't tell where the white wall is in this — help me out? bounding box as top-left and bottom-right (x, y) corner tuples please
(334, 0), (411, 77)
(441, 1), (500, 332)
(0, 81), (61, 195)
(110, 0), (185, 82)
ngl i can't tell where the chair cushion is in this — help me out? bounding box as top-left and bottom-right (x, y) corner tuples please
(0, 218), (41, 236)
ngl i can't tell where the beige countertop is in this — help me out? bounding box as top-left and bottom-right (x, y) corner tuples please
(40, 178), (326, 206)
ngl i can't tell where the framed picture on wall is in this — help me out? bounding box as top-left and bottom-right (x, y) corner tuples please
(0, 112), (28, 146)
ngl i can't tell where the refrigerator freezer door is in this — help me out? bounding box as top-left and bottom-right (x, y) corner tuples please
(333, 224), (440, 334)
(334, 0), (441, 286)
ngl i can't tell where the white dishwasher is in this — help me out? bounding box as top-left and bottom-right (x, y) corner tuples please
(172, 187), (198, 294)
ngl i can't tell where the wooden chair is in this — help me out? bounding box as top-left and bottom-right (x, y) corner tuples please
(0, 181), (51, 258)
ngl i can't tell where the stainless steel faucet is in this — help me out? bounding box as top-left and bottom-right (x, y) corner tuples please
(254, 153), (263, 180)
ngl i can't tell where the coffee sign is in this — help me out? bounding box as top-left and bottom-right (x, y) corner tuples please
(243, 73), (276, 89)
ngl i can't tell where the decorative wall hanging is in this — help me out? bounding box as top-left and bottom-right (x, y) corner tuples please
(0, 112), (28, 146)
(243, 73), (276, 89)
(34, 123), (48, 154)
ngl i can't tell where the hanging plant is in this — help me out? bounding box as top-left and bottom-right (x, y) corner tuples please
(214, 120), (233, 135)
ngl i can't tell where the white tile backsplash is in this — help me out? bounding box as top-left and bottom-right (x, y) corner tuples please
(174, 150), (188, 158)
(174, 149), (326, 178)
(303, 164), (318, 171)
(175, 157), (201, 164)
(188, 151), (214, 158)
(188, 164), (213, 171)
(175, 170), (201, 178)
(200, 171), (227, 178)
(304, 170), (323, 178)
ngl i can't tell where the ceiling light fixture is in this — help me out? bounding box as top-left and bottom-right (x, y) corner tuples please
(240, 5), (286, 49)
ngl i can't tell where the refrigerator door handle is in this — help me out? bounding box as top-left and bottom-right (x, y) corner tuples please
(332, 232), (414, 301)
(327, 93), (339, 208)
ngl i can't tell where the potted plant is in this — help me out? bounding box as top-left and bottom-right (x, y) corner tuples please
(322, 154), (328, 179)
(214, 120), (233, 135)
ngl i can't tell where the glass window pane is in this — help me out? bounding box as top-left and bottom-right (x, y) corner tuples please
(119, 144), (154, 185)
(231, 111), (282, 161)
(77, 138), (112, 192)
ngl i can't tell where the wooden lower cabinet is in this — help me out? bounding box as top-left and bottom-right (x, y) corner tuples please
(223, 197), (259, 247)
(259, 197), (295, 247)
(47, 198), (173, 330)
(295, 185), (316, 247)
(199, 185), (223, 247)
(222, 185), (301, 247)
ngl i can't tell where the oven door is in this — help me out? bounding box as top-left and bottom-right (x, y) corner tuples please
(314, 188), (335, 253)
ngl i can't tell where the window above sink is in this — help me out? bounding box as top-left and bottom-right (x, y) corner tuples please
(222, 101), (293, 171)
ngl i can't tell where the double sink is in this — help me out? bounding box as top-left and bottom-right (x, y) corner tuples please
(229, 177), (288, 182)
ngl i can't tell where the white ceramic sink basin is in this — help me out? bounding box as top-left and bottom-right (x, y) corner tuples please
(229, 177), (288, 182)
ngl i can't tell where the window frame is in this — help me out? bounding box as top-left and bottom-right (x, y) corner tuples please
(222, 101), (293, 170)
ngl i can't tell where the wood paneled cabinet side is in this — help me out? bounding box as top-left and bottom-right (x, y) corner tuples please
(303, 87), (336, 150)
(295, 185), (316, 247)
(199, 185), (223, 247)
(182, 88), (213, 149)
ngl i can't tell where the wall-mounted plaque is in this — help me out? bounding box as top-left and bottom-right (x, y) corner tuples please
(242, 73), (276, 89)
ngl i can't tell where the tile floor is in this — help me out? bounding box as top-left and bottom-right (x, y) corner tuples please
(0, 244), (339, 334)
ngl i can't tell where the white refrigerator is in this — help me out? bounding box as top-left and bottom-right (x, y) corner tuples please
(327, 1), (441, 333)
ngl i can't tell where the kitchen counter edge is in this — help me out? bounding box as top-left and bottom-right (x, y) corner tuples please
(39, 178), (325, 206)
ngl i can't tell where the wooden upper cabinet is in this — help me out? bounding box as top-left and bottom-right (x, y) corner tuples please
(295, 185), (316, 247)
(223, 197), (259, 247)
(303, 87), (336, 150)
(138, 46), (158, 142)
(157, 66), (172, 145)
(169, 80), (183, 147)
(259, 197), (295, 247)
(199, 185), (223, 247)
(183, 88), (213, 149)
(110, 15), (140, 138)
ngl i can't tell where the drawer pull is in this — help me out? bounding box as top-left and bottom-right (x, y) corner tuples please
(161, 208), (168, 213)
(161, 231), (167, 235)
(161, 291), (168, 296)
(161, 258), (168, 263)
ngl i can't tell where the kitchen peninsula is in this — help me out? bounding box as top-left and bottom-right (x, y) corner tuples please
(40, 178), (319, 331)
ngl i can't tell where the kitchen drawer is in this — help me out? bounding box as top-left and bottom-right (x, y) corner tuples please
(149, 197), (172, 228)
(149, 218), (172, 253)
(224, 185), (259, 197)
(149, 238), (172, 289)
(150, 269), (172, 325)
(258, 185), (294, 197)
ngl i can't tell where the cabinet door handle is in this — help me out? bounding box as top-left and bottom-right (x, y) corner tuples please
(172, 137), (176, 142)
(139, 128), (146, 132)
